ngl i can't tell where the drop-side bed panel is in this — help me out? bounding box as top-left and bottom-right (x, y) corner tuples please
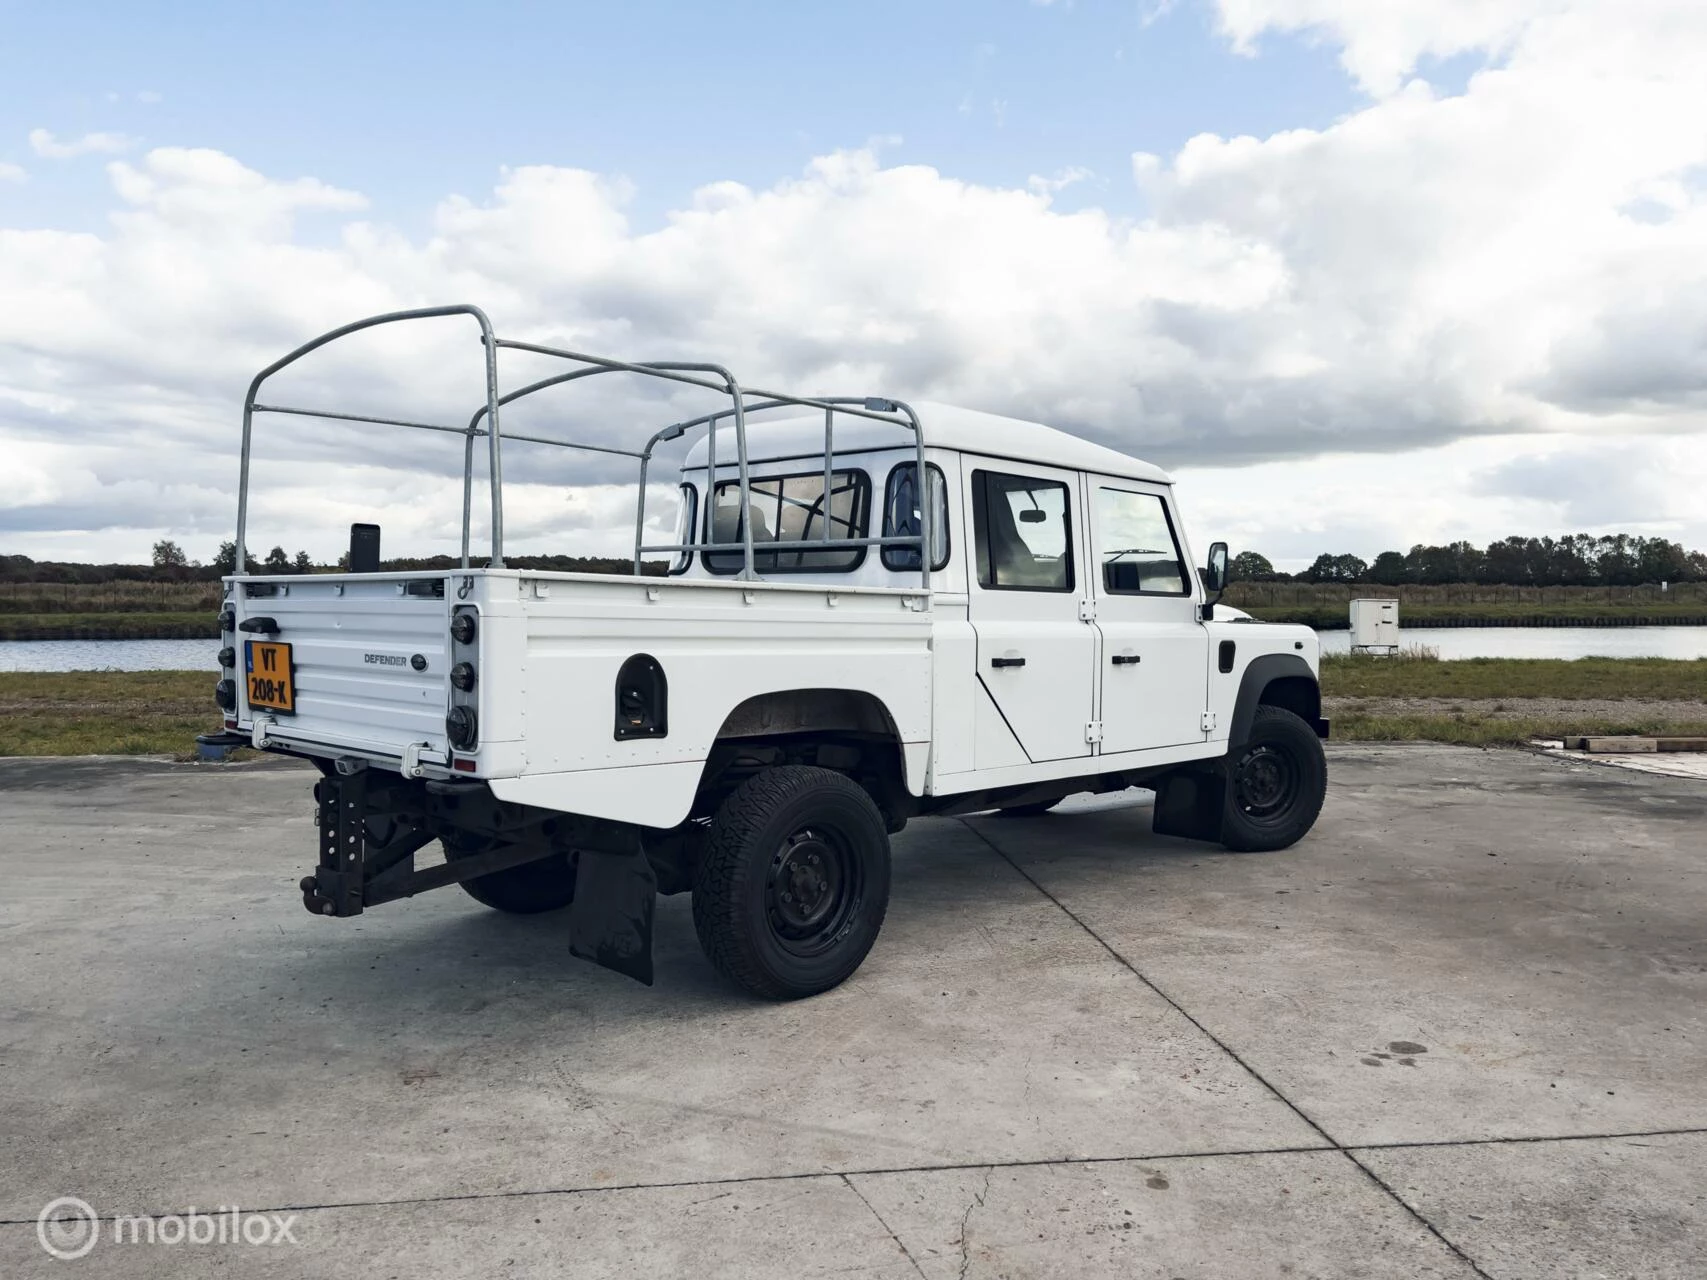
(477, 572), (934, 826)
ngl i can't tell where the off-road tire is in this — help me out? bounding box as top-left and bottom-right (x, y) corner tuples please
(994, 797), (1062, 818)
(693, 766), (891, 1000)
(444, 835), (576, 914)
(1221, 704), (1327, 852)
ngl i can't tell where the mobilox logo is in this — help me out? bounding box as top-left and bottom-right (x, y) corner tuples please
(36, 1197), (301, 1260)
(37, 1198), (98, 1261)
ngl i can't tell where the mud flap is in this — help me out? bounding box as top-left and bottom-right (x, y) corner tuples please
(567, 830), (658, 986)
(1152, 770), (1227, 844)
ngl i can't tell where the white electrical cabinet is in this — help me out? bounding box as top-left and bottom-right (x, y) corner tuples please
(1349, 598), (1399, 653)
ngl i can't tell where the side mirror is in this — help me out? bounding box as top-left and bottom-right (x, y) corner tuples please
(1200, 541), (1228, 620)
(1206, 541), (1229, 594)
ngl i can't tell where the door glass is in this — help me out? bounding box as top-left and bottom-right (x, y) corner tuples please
(971, 471), (1073, 591)
(1098, 488), (1188, 595)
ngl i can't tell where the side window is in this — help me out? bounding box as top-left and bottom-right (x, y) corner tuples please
(668, 483), (696, 575)
(703, 469), (870, 574)
(881, 462), (951, 572)
(1098, 488), (1189, 595)
(971, 470), (1074, 592)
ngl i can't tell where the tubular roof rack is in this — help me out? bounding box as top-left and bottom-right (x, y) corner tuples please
(235, 305), (930, 586)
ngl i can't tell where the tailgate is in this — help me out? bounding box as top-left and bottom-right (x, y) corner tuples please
(230, 575), (450, 760)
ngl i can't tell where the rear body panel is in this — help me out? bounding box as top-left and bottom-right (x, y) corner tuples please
(229, 569), (935, 827)
(230, 574), (451, 764)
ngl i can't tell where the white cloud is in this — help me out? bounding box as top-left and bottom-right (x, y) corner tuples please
(1026, 166), (1094, 195)
(1210, 0), (1661, 97)
(2, 0), (1706, 565)
(137, 90), (163, 105)
(0, 163), (25, 184)
(1179, 434), (1707, 570)
(28, 128), (137, 159)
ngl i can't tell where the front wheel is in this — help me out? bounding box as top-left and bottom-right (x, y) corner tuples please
(1221, 705), (1327, 852)
(693, 766), (892, 1000)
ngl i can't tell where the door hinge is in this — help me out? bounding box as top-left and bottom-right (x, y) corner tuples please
(1201, 712), (1217, 733)
(1085, 720), (1103, 745)
(1078, 599), (1097, 622)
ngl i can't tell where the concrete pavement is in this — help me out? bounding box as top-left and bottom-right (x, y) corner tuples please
(1, 744), (1703, 1277)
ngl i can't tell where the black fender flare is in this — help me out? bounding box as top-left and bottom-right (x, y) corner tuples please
(1228, 653), (1320, 747)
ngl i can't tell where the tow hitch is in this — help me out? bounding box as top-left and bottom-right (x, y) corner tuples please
(298, 771), (665, 986)
(301, 772), (561, 916)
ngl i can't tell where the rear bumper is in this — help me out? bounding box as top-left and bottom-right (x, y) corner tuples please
(242, 718), (454, 779)
(1315, 717), (1331, 739)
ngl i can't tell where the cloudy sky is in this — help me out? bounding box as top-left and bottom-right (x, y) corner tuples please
(2, 0), (1704, 571)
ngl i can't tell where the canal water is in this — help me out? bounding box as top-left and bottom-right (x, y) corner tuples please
(0, 639), (223, 672)
(3, 627), (1706, 672)
(1315, 626), (1707, 660)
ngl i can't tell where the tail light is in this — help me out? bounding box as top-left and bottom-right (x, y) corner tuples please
(446, 706), (478, 749)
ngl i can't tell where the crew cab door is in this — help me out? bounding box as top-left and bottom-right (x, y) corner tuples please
(1087, 479), (1210, 753)
(964, 460), (1097, 764)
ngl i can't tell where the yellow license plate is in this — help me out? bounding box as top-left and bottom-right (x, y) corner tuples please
(245, 640), (296, 714)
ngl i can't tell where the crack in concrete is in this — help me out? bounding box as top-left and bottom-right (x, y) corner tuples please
(840, 1174), (929, 1280)
(3, 1129), (1705, 1229)
(951, 1165), (993, 1280)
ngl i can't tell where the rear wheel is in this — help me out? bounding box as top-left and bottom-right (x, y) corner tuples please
(444, 834), (576, 914)
(1221, 705), (1326, 852)
(693, 766), (891, 1000)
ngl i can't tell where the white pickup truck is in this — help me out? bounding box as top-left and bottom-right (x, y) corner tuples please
(213, 306), (1328, 998)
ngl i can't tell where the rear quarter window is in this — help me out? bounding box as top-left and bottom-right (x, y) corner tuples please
(703, 469), (871, 574)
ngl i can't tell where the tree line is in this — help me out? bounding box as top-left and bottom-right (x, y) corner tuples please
(1, 541), (297, 583)
(7, 531), (1704, 588)
(1232, 534), (1707, 587)
(0, 542), (654, 583)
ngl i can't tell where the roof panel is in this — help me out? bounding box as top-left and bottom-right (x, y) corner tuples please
(680, 401), (1170, 484)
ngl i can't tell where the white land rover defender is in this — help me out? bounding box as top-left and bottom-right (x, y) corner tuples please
(211, 306), (1328, 999)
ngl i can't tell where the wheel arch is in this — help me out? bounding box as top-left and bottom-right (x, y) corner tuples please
(1228, 654), (1320, 747)
(713, 687), (905, 743)
(696, 687), (917, 824)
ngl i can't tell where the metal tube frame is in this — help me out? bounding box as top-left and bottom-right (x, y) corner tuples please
(235, 306), (930, 587)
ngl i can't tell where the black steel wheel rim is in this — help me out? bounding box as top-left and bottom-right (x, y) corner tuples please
(765, 826), (861, 957)
(1234, 743), (1298, 823)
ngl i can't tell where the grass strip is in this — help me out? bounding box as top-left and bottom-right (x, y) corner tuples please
(0, 671), (223, 757)
(1331, 712), (1707, 746)
(3, 661), (1704, 757)
(1321, 654), (1707, 700)
(0, 612), (216, 640)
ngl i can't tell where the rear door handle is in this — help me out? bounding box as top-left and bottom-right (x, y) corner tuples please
(990, 656), (1026, 669)
(1111, 653), (1140, 665)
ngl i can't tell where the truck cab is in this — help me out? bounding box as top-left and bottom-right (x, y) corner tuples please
(217, 306), (1328, 1000)
(669, 404), (1305, 781)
